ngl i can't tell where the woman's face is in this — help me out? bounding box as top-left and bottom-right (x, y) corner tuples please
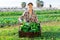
(28, 4), (33, 10)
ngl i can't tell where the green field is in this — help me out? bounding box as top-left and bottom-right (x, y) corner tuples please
(0, 25), (60, 40)
(0, 10), (60, 27)
(0, 10), (60, 40)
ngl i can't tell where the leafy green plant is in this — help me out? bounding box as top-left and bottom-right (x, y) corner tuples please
(20, 22), (40, 32)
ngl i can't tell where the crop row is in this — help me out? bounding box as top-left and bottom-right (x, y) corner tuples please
(0, 10), (60, 16)
(0, 16), (19, 27)
(0, 11), (23, 16)
(36, 10), (60, 14)
(0, 15), (60, 27)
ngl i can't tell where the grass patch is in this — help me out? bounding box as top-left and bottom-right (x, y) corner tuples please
(0, 25), (60, 40)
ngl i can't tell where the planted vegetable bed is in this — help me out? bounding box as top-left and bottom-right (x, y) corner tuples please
(19, 22), (41, 37)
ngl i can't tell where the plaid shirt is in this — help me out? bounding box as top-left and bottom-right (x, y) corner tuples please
(19, 10), (38, 23)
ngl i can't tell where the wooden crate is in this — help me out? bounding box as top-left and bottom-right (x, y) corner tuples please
(18, 31), (41, 38)
(18, 23), (41, 38)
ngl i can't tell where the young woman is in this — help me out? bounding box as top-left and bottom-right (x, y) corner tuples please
(19, 3), (38, 24)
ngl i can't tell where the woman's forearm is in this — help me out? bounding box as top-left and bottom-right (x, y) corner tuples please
(18, 17), (23, 23)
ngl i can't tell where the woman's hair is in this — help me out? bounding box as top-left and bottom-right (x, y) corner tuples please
(28, 3), (33, 6)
